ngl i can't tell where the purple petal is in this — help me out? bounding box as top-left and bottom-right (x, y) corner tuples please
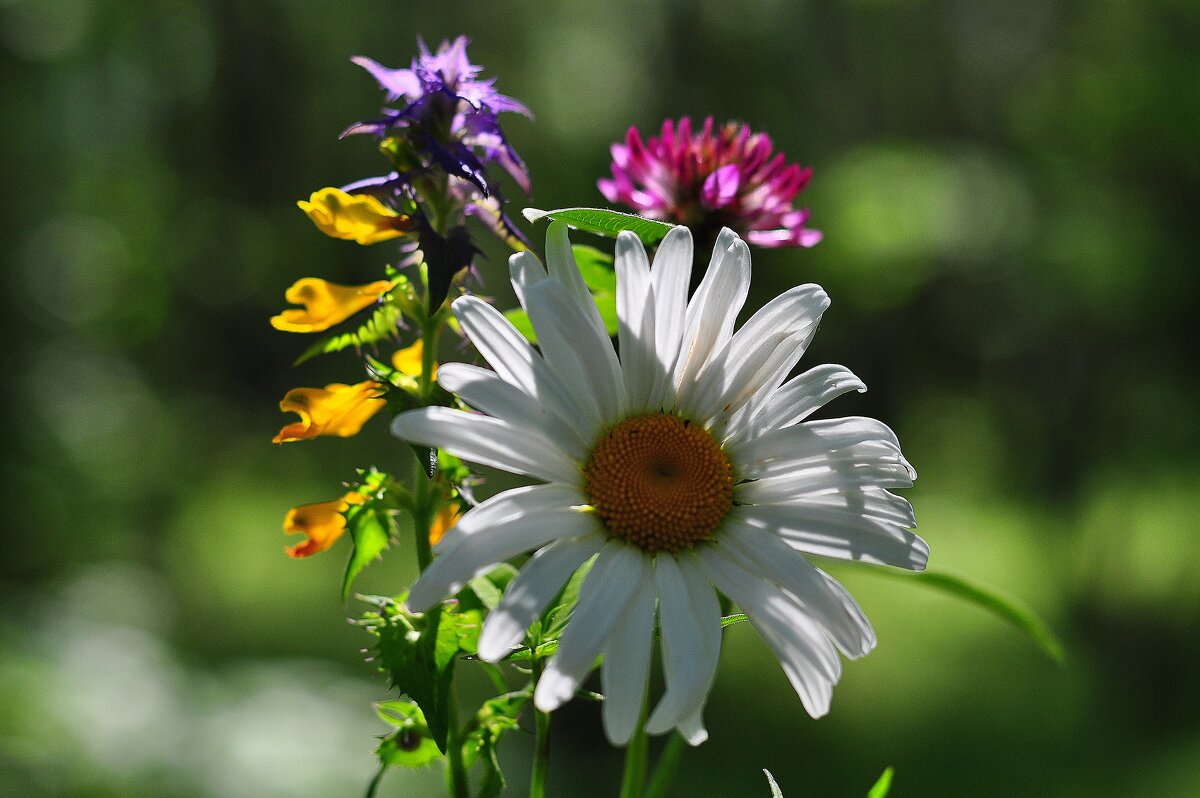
(701, 163), (741, 209)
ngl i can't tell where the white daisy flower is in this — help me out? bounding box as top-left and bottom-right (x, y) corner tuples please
(391, 221), (925, 747)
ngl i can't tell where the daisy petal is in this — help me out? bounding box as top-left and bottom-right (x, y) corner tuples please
(524, 280), (626, 425)
(391, 407), (579, 485)
(730, 504), (928, 570)
(452, 296), (598, 441)
(647, 226), (693, 409)
(646, 554), (721, 740)
(406, 509), (603, 611)
(615, 231), (658, 411)
(720, 524), (876, 658)
(673, 231), (751, 412)
(795, 488), (917, 528)
(601, 562), (657, 746)
(436, 363), (589, 461)
(730, 415), (903, 468)
(434, 483), (588, 554)
(745, 364), (867, 436)
(546, 221), (610, 341)
(477, 532), (606, 661)
(734, 458), (915, 501)
(535, 542), (647, 712)
(697, 546), (840, 717)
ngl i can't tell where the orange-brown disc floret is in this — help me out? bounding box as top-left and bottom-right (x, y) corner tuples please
(584, 413), (734, 553)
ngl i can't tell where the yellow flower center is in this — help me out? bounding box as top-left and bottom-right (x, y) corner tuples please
(584, 413), (733, 553)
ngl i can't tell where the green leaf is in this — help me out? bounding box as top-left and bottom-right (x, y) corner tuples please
(571, 244), (616, 294)
(294, 300), (403, 365)
(542, 556), (596, 641)
(523, 207), (674, 245)
(369, 599), (467, 752)
(341, 470), (402, 601)
(764, 769), (784, 798)
(373, 701), (443, 768)
(721, 613), (748, 629)
(462, 692), (528, 798)
(866, 767), (894, 798)
(870, 569), (1066, 663)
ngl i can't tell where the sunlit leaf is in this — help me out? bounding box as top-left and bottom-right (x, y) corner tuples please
(341, 470), (404, 601)
(523, 207), (674, 245)
(368, 596), (477, 752)
(721, 613), (748, 629)
(866, 767), (894, 798)
(373, 700), (443, 768)
(571, 244), (616, 294)
(294, 300), (404, 365)
(869, 569), (1066, 663)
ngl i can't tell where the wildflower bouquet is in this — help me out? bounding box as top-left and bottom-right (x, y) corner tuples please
(269, 36), (1058, 798)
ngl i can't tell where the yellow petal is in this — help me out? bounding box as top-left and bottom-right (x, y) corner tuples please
(428, 502), (462, 548)
(273, 381), (386, 443)
(270, 277), (394, 333)
(297, 187), (413, 245)
(283, 491), (368, 557)
(392, 339), (437, 379)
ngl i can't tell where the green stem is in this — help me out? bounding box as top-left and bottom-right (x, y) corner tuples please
(529, 659), (551, 798)
(444, 689), (470, 798)
(643, 733), (686, 798)
(617, 695), (650, 798)
(411, 471), (435, 572)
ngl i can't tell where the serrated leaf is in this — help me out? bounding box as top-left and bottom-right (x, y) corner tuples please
(342, 500), (393, 601)
(764, 769), (784, 798)
(373, 700), (443, 768)
(372, 601), (460, 751)
(523, 207), (674, 245)
(294, 301), (404, 365)
(866, 767), (894, 798)
(869, 569), (1066, 663)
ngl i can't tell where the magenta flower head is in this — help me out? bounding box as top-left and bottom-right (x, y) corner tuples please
(599, 117), (822, 250)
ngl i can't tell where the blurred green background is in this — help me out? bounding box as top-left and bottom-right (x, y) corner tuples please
(3, 0), (1198, 796)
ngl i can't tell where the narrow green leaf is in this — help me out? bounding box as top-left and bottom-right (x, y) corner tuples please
(720, 613), (748, 629)
(543, 556), (597, 640)
(523, 207), (674, 245)
(870, 569), (1066, 663)
(764, 769), (784, 798)
(866, 767), (894, 798)
(294, 299), (403, 365)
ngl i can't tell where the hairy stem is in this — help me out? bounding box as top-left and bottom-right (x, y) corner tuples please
(444, 689), (470, 798)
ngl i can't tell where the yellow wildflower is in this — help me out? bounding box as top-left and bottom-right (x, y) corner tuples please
(392, 339), (437, 380)
(298, 187), (413, 245)
(273, 381), (386, 443)
(270, 277), (394, 333)
(428, 502), (462, 547)
(283, 491), (368, 558)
